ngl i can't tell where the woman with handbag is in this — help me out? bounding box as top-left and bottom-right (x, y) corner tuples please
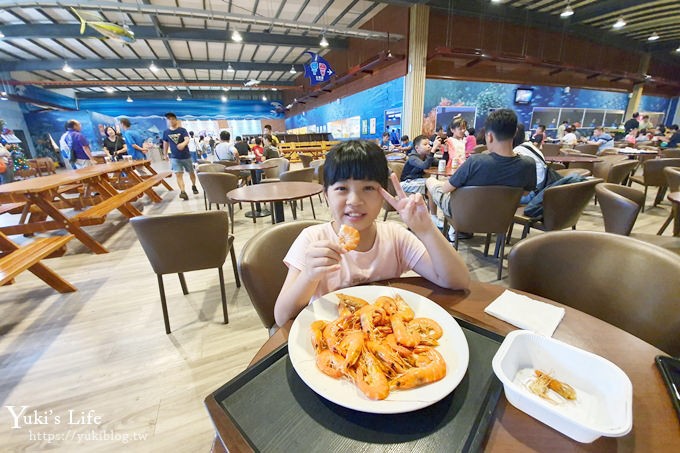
(103, 126), (127, 161)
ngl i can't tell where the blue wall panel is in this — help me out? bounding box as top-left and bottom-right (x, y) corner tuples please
(285, 77), (404, 140)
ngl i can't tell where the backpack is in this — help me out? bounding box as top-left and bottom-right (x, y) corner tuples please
(519, 144), (562, 192)
(59, 131), (77, 164)
(524, 174), (586, 218)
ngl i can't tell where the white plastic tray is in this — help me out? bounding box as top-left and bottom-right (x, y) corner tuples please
(491, 330), (633, 443)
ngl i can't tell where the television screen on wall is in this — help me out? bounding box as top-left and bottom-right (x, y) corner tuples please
(514, 88), (534, 105)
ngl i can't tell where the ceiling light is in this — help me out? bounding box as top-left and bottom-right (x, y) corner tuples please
(613, 17), (626, 29)
(167, 86), (176, 91)
(227, 63), (235, 73)
(290, 65), (297, 74)
(126, 96), (133, 102)
(231, 30), (242, 42)
(272, 88), (278, 91)
(222, 87), (231, 91)
(320, 35), (329, 48)
(62, 62), (74, 73)
(286, 104), (293, 109)
(149, 62), (159, 73)
(176, 95), (182, 101)
(0, 31), (5, 39)
(105, 87), (114, 93)
(560, 6), (574, 18)
(221, 95), (227, 102)
(1, 91), (8, 100)
(648, 32), (659, 41)
(262, 94), (267, 101)
(676, 46), (680, 52)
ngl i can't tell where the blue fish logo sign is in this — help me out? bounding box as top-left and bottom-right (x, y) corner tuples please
(304, 51), (334, 85)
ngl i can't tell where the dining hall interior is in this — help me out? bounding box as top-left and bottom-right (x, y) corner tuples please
(1, 0), (679, 451)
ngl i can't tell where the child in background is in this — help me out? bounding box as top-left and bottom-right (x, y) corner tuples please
(625, 128), (638, 145)
(252, 137), (264, 163)
(273, 140), (470, 326)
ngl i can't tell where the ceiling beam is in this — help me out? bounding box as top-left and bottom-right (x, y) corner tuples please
(4, 59), (302, 73)
(6, 78), (298, 89)
(0, 24), (349, 48)
(6, 0), (402, 41)
(74, 90), (285, 100)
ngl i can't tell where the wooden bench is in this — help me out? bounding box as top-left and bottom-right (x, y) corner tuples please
(0, 232), (76, 293)
(0, 202), (26, 216)
(71, 172), (167, 226)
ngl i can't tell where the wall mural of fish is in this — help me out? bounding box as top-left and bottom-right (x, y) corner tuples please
(71, 8), (135, 44)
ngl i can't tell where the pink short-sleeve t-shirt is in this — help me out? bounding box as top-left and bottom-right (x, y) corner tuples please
(284, 221), (426, 301)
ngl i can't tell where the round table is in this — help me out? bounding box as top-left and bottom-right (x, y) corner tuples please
(544, 155), (602, 163)
(208, 277), (679, 452)
(226, 161), (279, 218)
(424, 167), (455, 178)
(227, 181), (323, 223)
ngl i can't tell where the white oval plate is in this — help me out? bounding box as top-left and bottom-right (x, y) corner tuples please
(288, 285), (470, 414)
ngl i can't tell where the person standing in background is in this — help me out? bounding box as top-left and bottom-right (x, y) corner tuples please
(162, 112), (197, 201)
(214, 131), (236, 161)
(444, 117), (467, 169)
(103, 126), (127, 161)
(234, 136), (251, 156)
(557, 121), (568, 139)
(119, 118), (147, 160)
(62, 119), (95, 169)
(263, 134), (280, 159)
(187, 131), (199, 163)
(263, 125), (280, 147)
(252, 137), (264, 162)
(624, 112), (640, 134)
(0, 143), (13, 184)
(465, 127), (477, 157)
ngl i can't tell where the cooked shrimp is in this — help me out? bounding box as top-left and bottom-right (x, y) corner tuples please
(394, 294), (415, 321)
(374, 296), (397, 315)
(391, 314), (420, 348)
(366, 340), (410, 377)
(310, 320), (328, 353)
(385, 333), (413, 358)
(340, 330), (365, 368)
(323, 315), (352, 353)
(316, 350), (346, 378)
(337, 224), (360, 251)
(535, 370), (577, 400)
(336, 293), (368, 316)
(390, 348), (446, 390)
(408, 318), (443, 346)
(355, 350), (390, 400)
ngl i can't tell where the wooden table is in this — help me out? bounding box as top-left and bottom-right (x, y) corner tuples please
(0, 160), (167, 254)
(227, 181), (323, 224)
(225, 161), (279, 218)
(424, 167), (455, 179)
(544, 155), (602, 167)
(207, 277), (680, 452)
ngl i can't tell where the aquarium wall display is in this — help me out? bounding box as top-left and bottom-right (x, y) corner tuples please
(23, 110), (117, 161)
(285, 77), (404, 140)
(423, 79), (673, 135)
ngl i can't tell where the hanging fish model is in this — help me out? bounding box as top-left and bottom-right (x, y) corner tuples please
(71, 8), (135, 44)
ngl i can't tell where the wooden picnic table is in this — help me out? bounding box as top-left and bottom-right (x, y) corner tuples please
(0, 160), (171, 254)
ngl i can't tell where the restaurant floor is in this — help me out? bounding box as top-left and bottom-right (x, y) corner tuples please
(0, 161), (672, 451)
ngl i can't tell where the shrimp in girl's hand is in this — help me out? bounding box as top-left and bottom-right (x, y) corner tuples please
(316, 350), (346, 378)
(310, 320), (328, 354)
(336, 293), (368, 316)
(390, 347), (446, 390)
(337, 224), (360, 251)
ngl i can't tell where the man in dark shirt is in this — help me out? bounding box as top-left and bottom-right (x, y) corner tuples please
(426, 109), (536, 237)
(162, 112), (196, 200)
(665, 124), (680, 148)
(624, 112), (640, 134)
(400, 135), (441, 194)
(234, 136), (251, 156)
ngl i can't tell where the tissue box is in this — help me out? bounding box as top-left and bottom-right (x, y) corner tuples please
(491, 330), (633, 443)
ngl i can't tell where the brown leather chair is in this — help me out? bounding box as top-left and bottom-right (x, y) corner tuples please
(130, 211), (240, 334)
(595, 183), (645, 235)
(261, 157), (290, 183)
(510, 178), (603, 240)
(574, 144), (599, 155)
(298, 153), (314, 168)
(197, 172), (240, 233)
(197, 163), (226, 173)
(599, 148), (620, 156)
(508, 231), (680, 356)
(541, 143), (562, 157)
(383, 162), (405, 221)
(279, 167), (317, 219)
(592, 155), (628, 180)
(472, 144), (487, 154)
(660, 148), (680, 159)
(556, 168), (591, 178)
(629, 158), (680, 211)
(547, 162), (566, 171)
(239, 220), (324, 335)
(310, 160), (326, 205)
(443, 186), (523, 280)
(657, 167), (680, 235)
(606, 160), (638, 184)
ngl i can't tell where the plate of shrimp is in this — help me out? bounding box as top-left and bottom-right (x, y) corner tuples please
(288, 285), (470, 414)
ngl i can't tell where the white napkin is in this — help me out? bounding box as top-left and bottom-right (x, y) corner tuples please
(484, 290), (565, 337)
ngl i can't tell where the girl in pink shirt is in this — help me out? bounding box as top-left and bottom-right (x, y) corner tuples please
(274, 141), (470, 326)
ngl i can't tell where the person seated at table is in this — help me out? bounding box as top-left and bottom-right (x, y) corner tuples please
(571, 121), (585, 142)
(625, 127), (638, 145)
(560, 127), (578, 146)
(234, 136), (251, 156)
(214, 131), (237, 161)
(162, 112), (197, 200)
(426, 109), (536, 241)
(400, 135), (441, 196)
(531, 125), (546, 148)
(263, 134), (280, 159)
(465, 127), (477, 157)
(659, 124), (680, 148)
(586, 126), (614, 153)
(102, 126), (127, 161)
(273, 140), (470, 325)
(379, 132), (392, 151)
(396, 135), (413, 154)
(513, 124), (547, 205)
(252, 137), (264, 163)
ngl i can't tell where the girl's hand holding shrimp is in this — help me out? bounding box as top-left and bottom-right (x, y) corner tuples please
(380, 173), (433, 235)
(302, 240), (345, 281)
